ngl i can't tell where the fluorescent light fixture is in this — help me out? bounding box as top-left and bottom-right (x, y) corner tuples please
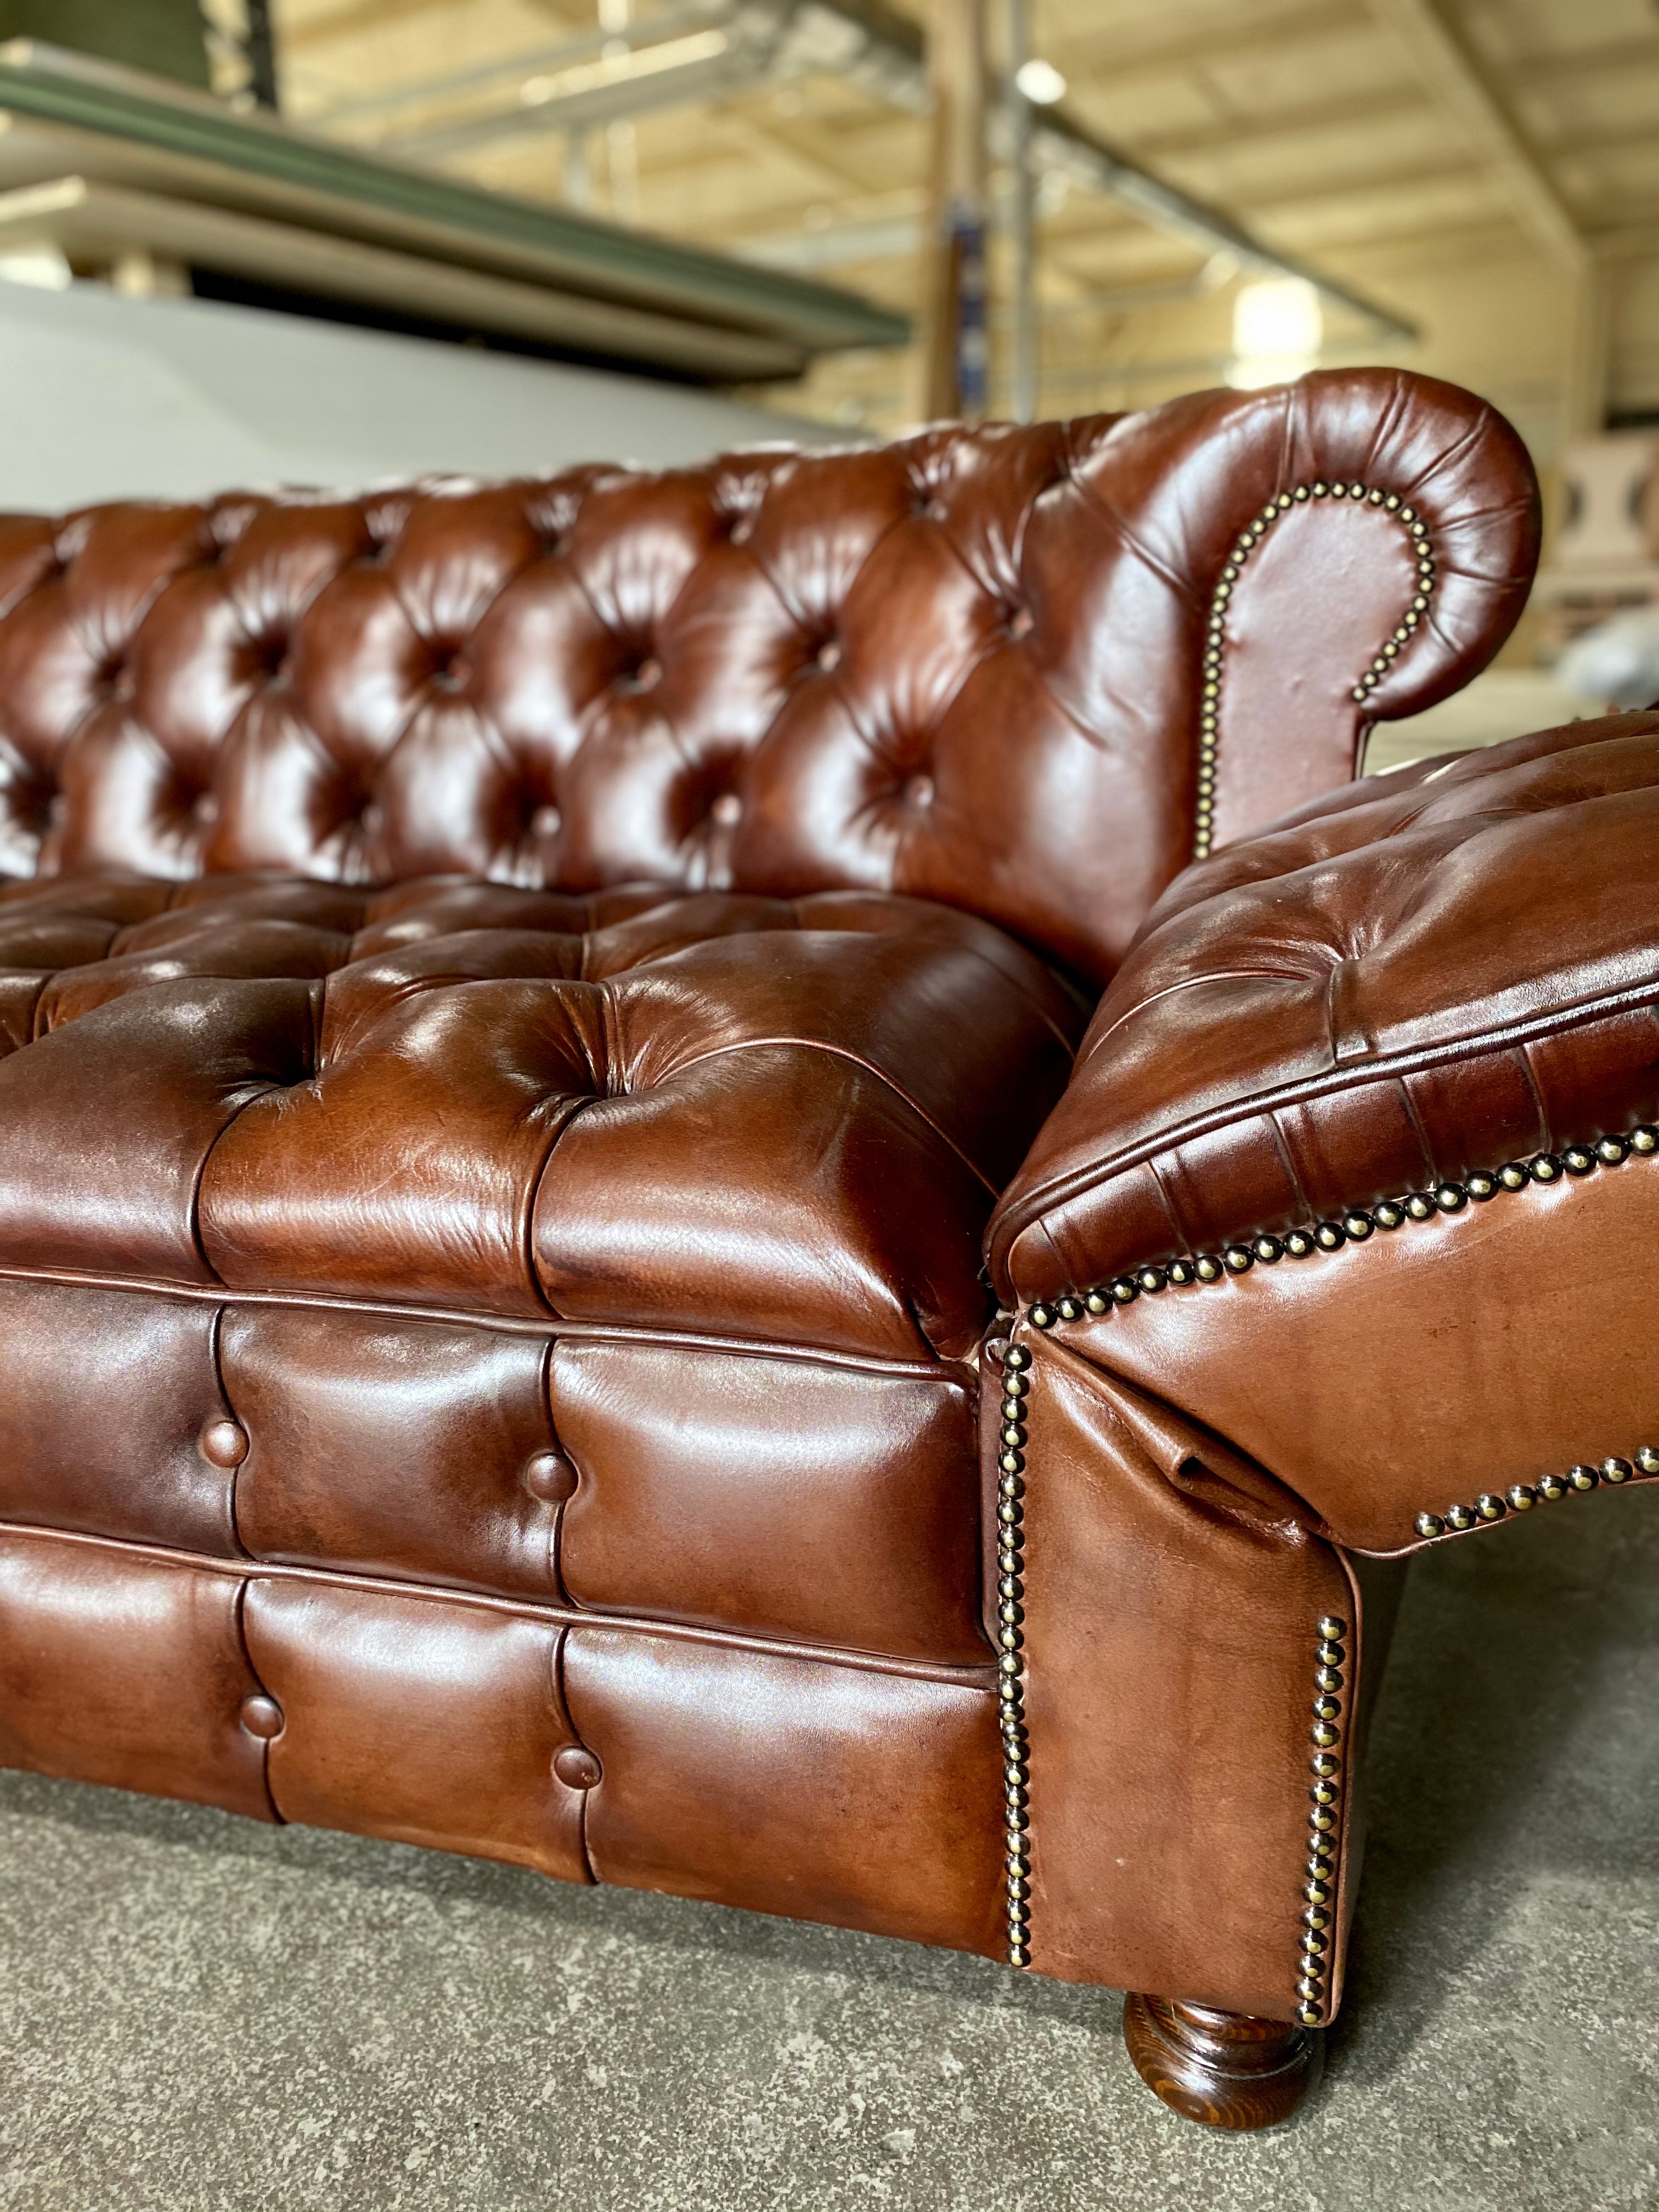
(1228, 276), (1322, 389)
(1014, 58), (1067, 105)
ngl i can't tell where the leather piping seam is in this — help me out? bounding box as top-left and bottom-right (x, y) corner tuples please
(994, 1341), (1032, 1967)
(0, 1520), (998, 1689)
(552, 1627), (598, 1886)
(992, 982), (1659, 1262)
(1026, 1125), (1657, 1330)
(0, 1266), (972, 1381)
(1297, 1610), (1348, 2027)
(229, 1575), (284, 1825)
(1195, 480), (1436, 861)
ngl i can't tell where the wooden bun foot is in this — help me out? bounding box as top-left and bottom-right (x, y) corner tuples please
(1122, 1993), (1324, 2130)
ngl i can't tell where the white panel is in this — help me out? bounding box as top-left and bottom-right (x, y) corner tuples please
(0, 274), (831, 511)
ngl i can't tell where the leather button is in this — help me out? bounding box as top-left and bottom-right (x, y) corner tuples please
(199, 1417), (249, 1468)
(816, 639), (842, 671)
(1008, 608), (1034, 638)
(710, 793), (742, 827)
(904, 775), (934, 809)
(553, 1745), (601, 1790)
(633, 657), (662, 691)
(531, 804), (562, 839)
(239, 1694), (284, 1740)
(522, 1449), (577, 1504)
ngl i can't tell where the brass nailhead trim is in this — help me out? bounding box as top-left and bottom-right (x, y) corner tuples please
(1195, 483), (1434, 861)
(1414, 1447), (1655, 1542)
(1296, 1613), (1347, 2026)
(998, 1342), (1034, 1968)
(1026, 1128), (1659, 1341)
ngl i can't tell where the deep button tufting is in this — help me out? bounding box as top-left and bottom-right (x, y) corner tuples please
(430, 653), (466, 691)
(199, 1417), (249, 1468)
(0, 385), (1539, 988)
(904, 775), (935, 809)
(553, 1745), (602, 1789)
(193, 794), (219, 825)
(239, 1694), (284, 1740)
(531, 805), (562, 839)
(710, 793), (742, 827)
(816, 639), (843, 672)
(632, 657), (663, 693)
(522, 1449), (577, 1504)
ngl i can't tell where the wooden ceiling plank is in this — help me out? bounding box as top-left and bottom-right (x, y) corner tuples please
(1365, 0), (1585, 267)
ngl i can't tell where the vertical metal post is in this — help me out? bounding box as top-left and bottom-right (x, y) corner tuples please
(921, 0), (989, 420)
(242, 0), (279, 109)
(1006, 0), (1036, 422)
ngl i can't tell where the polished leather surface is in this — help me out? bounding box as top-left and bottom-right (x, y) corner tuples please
(0, 374), (1563, 2014)
(0, 876), (1080, 1356)
(1034, 1126), (1659, 1558)
(1003, 1336), (1360, 2020)
(991, 714), (1659, 1295)
(0, 371), (1536, 983)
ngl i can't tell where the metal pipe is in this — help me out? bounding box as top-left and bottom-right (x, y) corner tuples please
(1006, 0), (1035, 422)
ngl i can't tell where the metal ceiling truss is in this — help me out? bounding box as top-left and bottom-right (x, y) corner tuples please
(356, 0), (1416, 343)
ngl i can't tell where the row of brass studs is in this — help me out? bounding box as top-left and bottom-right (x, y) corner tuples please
(1195, 481), (1435, 860)
(1415, 1446), (1657, 1541)
(997, 1343), (1033, 1967)
(1027, 1127), (1659, 1333)
(1297, 1612), (1348, 2027)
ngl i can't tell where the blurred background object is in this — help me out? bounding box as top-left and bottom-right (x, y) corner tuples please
(0, 1), (213, 89)
(1556, 608), (1659, 710)
(0, 0), (1656, 765)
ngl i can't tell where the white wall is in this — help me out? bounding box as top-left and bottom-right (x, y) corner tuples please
(0, 275), (829, 511)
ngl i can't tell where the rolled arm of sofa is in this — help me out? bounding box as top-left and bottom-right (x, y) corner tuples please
(981, 714), (1659, 2027)
(1066, 365), (1542, 868)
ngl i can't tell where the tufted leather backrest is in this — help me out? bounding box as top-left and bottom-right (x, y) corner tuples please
(0, 369), (1538, 982)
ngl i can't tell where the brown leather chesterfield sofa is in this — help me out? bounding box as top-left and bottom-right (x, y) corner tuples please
(10, 366), (1641, 2132)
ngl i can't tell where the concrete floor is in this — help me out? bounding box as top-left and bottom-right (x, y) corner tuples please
(2, 1489), (1655, 2212)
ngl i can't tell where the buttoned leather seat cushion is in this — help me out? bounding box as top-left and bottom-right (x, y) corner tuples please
(0, 871), (1083, 1361)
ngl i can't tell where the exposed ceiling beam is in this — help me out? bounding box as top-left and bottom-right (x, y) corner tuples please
(1594, 222), (1659, 260)
(1365, 0), (1585, 269)
(1053, 1), (1358, 82)
(283, 0), (475, 54)
(1119, 85), (1432, 165)
(1502, 34), (1659, 90)
(371, 0), (1416, 341)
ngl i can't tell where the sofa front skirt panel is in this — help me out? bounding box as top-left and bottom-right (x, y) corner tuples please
(0, 1278), (985, 1669)
(564, 1626), (1006, 1953)
(0, 1530), (275, 1819)
(0, 1526), (1006, 1958)
(1006, 1336), (1363, 2025)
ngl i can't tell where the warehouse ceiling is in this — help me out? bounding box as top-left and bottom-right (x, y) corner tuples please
(261, 0), (1659, 437)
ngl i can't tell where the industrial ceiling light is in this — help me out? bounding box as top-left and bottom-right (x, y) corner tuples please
(1013, 58), (1066, 104)
(1229, 276), (1323, 389)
